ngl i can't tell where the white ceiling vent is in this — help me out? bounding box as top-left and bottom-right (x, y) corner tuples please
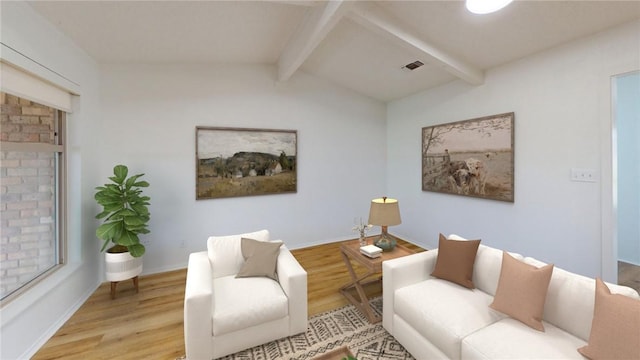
(402, 61), (424, 71)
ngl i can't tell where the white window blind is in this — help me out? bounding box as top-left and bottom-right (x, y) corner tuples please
(0, 61), (72, 112)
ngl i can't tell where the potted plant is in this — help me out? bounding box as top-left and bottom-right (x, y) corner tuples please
(95, 164), (150, 285)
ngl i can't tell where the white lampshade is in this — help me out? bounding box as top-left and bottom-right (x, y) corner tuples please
(368, 197), (402, 227)
(466, 0), (513, 14)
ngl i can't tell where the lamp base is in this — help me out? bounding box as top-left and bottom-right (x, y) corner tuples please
(374, 232), (397, 251)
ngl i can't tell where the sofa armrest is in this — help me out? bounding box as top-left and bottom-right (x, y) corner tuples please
(277, 246), (308, 335)
(184, 251), (213, 360)
(382, 250), (438, 333)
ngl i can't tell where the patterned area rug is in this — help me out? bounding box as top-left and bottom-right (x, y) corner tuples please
(180, 298), (414, 360)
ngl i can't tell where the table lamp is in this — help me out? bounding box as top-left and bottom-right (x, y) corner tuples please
(368, 197), (401, 251)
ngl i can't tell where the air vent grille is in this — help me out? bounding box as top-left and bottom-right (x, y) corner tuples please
(403, 61), (424, 71)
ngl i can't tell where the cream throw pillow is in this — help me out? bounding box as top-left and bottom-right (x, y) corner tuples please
(490, 251), (553, 331)
(578, 278), (640, 360)
(431, 233), (481, 289)
(207, 229), (270, 278)
(236, 238), (282, 280)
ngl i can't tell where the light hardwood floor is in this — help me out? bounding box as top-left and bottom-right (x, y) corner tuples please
(32, 238), (424, 360)
(618, 261), (640, 294)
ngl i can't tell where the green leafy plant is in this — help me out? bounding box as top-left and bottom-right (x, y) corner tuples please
(95, 164), (150, 257)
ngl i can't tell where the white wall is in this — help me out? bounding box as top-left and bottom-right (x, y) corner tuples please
(99, 64), (387, 274)
(4, 2), (636, 357)
(387, 20), (640, 279)
(0, 2), (103, 359)
(1, 5), (385, 355)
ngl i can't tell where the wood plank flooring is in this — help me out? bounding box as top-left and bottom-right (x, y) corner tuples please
(32, 238), (424, 360)
(618, 261), (640, 293)
(32, 269), (187, 360)
(293, 238), (424, 316)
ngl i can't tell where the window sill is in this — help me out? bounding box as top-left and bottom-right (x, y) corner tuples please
(0, 261), (88, 325)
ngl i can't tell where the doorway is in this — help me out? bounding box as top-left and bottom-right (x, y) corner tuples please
(613, 70), (640, 293)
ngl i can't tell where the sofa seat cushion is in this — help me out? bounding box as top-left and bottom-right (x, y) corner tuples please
(462, 318), (586, 359)
(212, 275), (288, 336)
(395, 278), (505, 359)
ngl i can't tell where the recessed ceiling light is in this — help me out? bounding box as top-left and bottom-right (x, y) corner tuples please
(466, 0), (513, 14)
(403, 61), (424, 71)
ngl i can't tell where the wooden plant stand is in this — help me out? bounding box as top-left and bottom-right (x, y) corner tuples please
(110, 276), (139, 299)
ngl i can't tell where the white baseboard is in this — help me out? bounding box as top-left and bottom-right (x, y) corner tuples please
(619, 258), (640, 267)
(140, 262), (189, 276)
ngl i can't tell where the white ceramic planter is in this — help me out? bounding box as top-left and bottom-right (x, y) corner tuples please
(105, 249), (143, 282)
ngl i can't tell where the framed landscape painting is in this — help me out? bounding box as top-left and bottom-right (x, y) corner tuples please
(422, 112), (514, 202)
(196, 127), (297, 199)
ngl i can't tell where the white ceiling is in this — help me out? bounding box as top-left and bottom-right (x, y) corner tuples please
(26, 0), (640, 102)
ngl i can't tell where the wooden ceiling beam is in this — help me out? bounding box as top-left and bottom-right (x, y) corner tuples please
(349, 2), (484, 86)
(277, 0), (351, 82)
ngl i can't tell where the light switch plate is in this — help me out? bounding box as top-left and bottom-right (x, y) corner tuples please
(570, 168), (597, 182)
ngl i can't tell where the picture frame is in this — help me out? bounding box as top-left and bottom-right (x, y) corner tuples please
(422, 112), (514, 202)
(196, 127), (297, 199)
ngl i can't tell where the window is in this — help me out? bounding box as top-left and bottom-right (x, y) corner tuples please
(0, 91), (66, 302)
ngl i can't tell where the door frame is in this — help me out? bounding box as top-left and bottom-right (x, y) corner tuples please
(602, 69), (640, 282)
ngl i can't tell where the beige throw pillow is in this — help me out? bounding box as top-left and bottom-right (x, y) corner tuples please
(236, 237), (282, 280)
(431, 233), (481, 289)
(578, 278), (640, 360)
(490, 251), (553, 331)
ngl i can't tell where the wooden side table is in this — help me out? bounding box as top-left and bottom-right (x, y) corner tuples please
(339, 239), (415, 323)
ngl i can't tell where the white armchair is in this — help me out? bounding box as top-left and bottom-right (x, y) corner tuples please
(184, 230), (308, 359)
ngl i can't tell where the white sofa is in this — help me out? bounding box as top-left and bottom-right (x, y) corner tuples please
(383, 238), (640, 360)
(184, 230), (307, 359)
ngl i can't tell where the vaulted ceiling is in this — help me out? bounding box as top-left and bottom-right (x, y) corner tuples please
(27, 1), (640, 102)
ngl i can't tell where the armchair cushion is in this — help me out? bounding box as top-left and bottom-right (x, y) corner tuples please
(207, 229), (270, 278)
(237, 238), (283, 280)
(213, 275), (288, 336)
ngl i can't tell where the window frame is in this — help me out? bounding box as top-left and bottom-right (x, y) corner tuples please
(0, 107), (67, 304)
